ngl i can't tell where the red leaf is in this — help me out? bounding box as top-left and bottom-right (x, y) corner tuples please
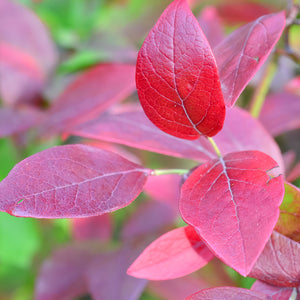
(40, 64), (136, 136)
(0, 107), (43, 138)
(275, 183), (300, 242)
(214, 12), (285, 107)
(127, 226), (214, 280)
(250, 231), (300, 287)
(251, 280), (295, 300)
(136, 0), (225, 139)
(0, 0), (57, 105)
(72, 214), (112, 241)
(0, 144), (149, 218)
(179, 151), (284, 276)
(259, 92), (300, 136)
(186, 287), (269, 300)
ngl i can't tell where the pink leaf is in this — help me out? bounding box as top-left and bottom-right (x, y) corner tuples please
(214, 12), (285, 107)
(0, 0), (57, 105)
(0, 144), (149, 218)
(136, 0), (225, 139)
(285, 76), (300, 96)
(179, 151), (284, 276)
(186, 287), (269, 300)
(72, 214), (112, 241)
(127, 226), (214, 280)
(40, 64), (136, 135)
(0, 107), (43, 138)
(287, 162), (300, 182)
(251, 280), (295, 300)
(250, 231), (300, 287)
(259, 92), (300, 136)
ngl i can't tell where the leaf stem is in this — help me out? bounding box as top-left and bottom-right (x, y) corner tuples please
(152, 169), (189, 176)
(250, 58), (277, 118)
(207, 137), (222, 157)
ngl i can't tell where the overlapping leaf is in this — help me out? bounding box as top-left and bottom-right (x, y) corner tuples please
(214, 11), (285, 107)
(250, 231), (300, 287)
(0, 144), (149, 218)
(179, 151), (284, 276)
(127, 226), (214, 280)
(136, 0), (225, 139)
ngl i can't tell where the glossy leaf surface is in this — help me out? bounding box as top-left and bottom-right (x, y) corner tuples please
(40, 64), (136, 135)
(127, 226), (214, 280)
(0, 145), (149, 218)
(275, 183), (300, 242)
(180, 151), (284, 276)
(136, 0), (225, 139)
(250, 231), (300, 287)
(214, 12), (285, 107)
(187, 287), (269, 300)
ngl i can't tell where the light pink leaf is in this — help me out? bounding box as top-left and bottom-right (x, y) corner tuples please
(259, 92), (300, 136)
(40, 64), (136, 135)
(0, 0), (57, 105)
(72, 214), (112, 241)
(251, 280), (295, 300)
(0, 144), (149, 218)
(250, 231), (300, 287)
(0, 107), (43, 137)
(136, 0), (225, 139)
(285, 75), (300, 96)
(127, 226), (214, 280)
(179, 151), (284, 276)
(186, 287), (269, 300)
(287, 162), (300, 182)
(214, 12), (285, 107)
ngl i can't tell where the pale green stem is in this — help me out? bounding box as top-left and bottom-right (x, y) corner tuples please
(250, 58), (277, 118)
(207, 137), (222, 157)
(151, 169), (189, 176)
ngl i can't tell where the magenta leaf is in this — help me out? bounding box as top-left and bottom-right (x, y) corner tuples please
(179, 151), (284, 276)
(40, 64), (136, 135)
(72, 214), (112, 241)
(251, 280), (295, 300)
(0, 0), (57, 106)
(127, 226), (214, 280)
(275, 182), (300, 242)
(136, 0), (225, 139)
(214, 11), (285, 107)
(0, 107), (43, 138)
(250, 231), (300, 287)
(0, 144), (149, 218)
(259, 92), (300, 136)
(186, 287), (269, 300)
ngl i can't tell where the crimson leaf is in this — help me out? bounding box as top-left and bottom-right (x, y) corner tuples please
(136, 0), (225, 139)
(0, 144), (149, 218)
(179, 151), (284, 276)
(127, 226), (214, 280)
(214, 11), (285, 107)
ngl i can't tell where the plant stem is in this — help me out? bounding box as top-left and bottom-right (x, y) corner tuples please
(250, 58), (277, 118)
(152, 169), (189, 176)
(207, 137), (222, 157)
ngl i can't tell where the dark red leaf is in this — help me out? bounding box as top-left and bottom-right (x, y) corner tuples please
(186, 287), (269, 300)
(275, 183), (300, 242)
(250, 231), (300, 287)
(198, 6), (224, 48)
(251, 280), (294, 300)
(214, 12), (285, 107)
(72, 214), (112, 241)
(0, 144), (149, 218)
(179, 151), (284, 276)
(259, 92), (300, 136)
(35, 246), (93, 300)
(127, 226), (214, 280)
(136, 0), (225, 139)
(0, 0), (57, 105)
(0, 107), (43, 138)
(40, 64), (136, 136)
(86, 247), (147, 300)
